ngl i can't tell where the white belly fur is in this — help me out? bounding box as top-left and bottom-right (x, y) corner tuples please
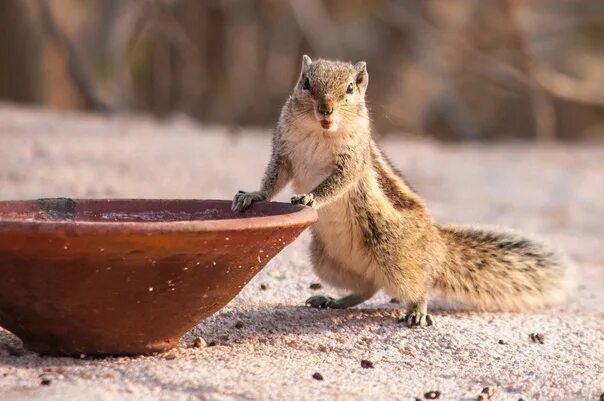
(314, 195), (376, 278)
(283, 127), (377, 281)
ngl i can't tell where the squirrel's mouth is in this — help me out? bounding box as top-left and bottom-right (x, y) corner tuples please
(320, 119), (333, 130)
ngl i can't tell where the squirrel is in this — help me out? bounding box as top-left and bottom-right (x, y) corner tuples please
(232, 55), (573, 327)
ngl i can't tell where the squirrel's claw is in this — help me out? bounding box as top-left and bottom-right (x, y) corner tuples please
(291, 193), (315, 207)
(232, 191), (265, 212)
(401, 311), (434, 328)
(305, 295), (335, 309)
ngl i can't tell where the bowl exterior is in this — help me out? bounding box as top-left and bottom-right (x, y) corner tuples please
(0, 202), (315, 355)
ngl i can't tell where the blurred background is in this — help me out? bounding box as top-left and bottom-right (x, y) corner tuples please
(1, 0), (604, 141)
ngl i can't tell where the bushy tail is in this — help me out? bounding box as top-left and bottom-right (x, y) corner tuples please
(434, 225), (575, 312)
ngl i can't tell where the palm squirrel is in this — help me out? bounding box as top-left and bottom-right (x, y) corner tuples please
(232, 55), (573, 327)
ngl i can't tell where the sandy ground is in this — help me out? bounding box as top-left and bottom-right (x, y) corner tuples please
(0, 104), (602, 401)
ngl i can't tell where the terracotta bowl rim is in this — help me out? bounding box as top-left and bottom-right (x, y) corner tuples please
(0, 199), (318, 234)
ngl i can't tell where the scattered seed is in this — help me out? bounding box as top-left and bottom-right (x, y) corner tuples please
(477, 386), (497, 400)
(260, 284), (268, 290)
(360, 359), (374, 369)
(234, 321), (244, 329)
(389, 298), (399, 304)
(529, 332), (545, 344)
(498, 339), (506, 345)
(309, 283), (322, 290)
(164, 353), (177, 360)
(312, 372), (324, 381)
(424, 391), (441, 399)
(40, 378), (52, 386)
(399, 344), (414, 356)
(192, 337), (207, 348)
(207, 341), (217, 347)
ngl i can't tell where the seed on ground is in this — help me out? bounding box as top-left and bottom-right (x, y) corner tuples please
(424, 390), (441, 399)
(389, 298), (399, 304)
(192, 336), (206, 348)
(498, 339), (506, 345)
(40, 378), (52, 386)
(234, 321), (244, 329)
(529, 332), (545, 344)
(260, 284), (268, 290)
(477, 386), (497, 400)
(309, 283), (322, 290)
(360, 359), (374, 369)
(312, 372), (324, 381)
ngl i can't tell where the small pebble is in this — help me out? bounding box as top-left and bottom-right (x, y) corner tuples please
(529, 332), (545, 344)
(192, 337), (207, 348)
(2, 344), (25, 357)
(312, 372), (324, 381)
(207, 341), (217, 347)
(164, 353), (177, 360)
(424, 390), (441, 399)
(389, 298), (399, 304)
(360, 359), (374, 369)
(498, 339), (506, 345)
(260, 284), (268, 290)
(40, 378), (52, 386)
(309, 283), (323, 290)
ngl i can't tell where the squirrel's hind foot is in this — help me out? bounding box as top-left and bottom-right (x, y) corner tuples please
(400, 311), (434, 327)
(305, 295), (335, 309)
(305, 293), (373, 309)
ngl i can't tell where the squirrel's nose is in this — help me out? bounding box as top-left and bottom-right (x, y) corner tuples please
(318, 103), (333, 117)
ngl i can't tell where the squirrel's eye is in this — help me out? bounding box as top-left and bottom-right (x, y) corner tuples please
(346, 83), (354, 94)
(302, 77), (310, 91)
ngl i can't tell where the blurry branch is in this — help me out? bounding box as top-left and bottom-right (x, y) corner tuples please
(146, 0), (204, 110)
(535, 68), (604, 106)
(36, 0), (109, 112)
(289, 0), (340, 55)
(505, 0), (556, 141)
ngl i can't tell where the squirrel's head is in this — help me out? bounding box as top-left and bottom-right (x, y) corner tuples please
(290, 55), (368, 133)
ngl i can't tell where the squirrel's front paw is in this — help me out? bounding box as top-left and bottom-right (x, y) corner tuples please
(232, 191), (265, 212)
(291, 193), (315, 207)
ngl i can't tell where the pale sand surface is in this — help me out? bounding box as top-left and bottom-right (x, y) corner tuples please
(0, 105), (602, 400)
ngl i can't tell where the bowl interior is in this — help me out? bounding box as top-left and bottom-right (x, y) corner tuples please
(0, 198), (305, 223)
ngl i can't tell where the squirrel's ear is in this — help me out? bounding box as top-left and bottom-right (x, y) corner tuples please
(302, 55), (312, 70)
(354, 61), (368, 91)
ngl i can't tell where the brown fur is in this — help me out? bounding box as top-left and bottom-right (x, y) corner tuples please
(233, 56), (574, 325)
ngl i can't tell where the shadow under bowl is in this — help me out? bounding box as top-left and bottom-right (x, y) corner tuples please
(0, 198), (317, 356)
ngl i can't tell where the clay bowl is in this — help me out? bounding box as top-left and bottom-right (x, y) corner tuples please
(0, 198), (317, 356)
